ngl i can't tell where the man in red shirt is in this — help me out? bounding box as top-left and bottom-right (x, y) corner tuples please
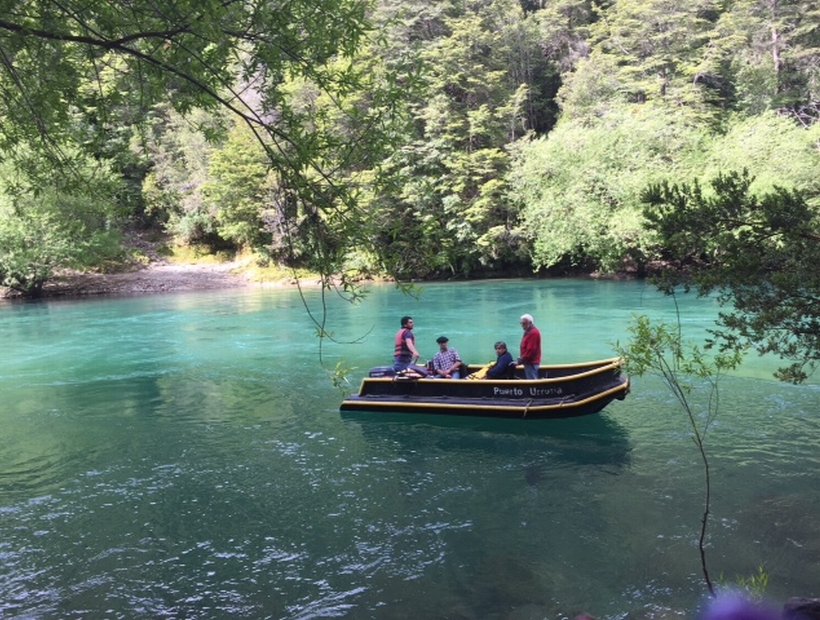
(393, 316), (422, 372)
(517, 313), (541, 380)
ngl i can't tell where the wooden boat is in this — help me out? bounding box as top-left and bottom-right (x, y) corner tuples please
(339, 357), (629, 419)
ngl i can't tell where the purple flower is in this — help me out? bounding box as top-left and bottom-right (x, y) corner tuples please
(702, 595), (780, 620)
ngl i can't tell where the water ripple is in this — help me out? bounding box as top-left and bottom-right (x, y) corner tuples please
(3, 285), (819, 618)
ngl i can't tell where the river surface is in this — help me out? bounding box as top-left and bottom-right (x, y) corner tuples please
(1, 279), (818, 619)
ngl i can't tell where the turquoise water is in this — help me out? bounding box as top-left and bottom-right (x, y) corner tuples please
(1, 279), (818, 619)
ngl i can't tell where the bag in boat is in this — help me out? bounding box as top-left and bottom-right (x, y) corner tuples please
(467, 362), (494, 380)
(368, 366), (396, 378)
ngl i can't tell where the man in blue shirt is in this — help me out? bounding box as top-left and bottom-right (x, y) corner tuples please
(487, 341), (515, 379)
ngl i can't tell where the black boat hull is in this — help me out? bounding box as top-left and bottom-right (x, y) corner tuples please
(340, 357), (630, 419)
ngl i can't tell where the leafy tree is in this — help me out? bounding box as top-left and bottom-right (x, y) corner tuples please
(0, 150), (124, 296)
(701, 112), (820, 194)
(556, 52), (627, 121)
(203, 120), (274, 251)
(531, 0), (593, 75)
(8, 0), (820, 300)
(584, 0), (724, 114)
(358, 0), (542, 278)
(139, 105), (226, 245)
(496, 0), (568, 135)
(642, 170), (820, 383)
(508, 102), (709, 272)
(0, 0), (406, 293)
(714, 0), (820, 116)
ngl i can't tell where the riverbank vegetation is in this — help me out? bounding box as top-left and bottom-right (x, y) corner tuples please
(1, 0), (819, 377)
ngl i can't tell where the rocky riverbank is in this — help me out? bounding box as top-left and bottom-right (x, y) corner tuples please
(0, 256), (275, 300)
(36, 261), (253, 298)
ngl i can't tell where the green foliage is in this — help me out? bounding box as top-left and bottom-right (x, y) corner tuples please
(717, 0), (820, 113)
(0, 0), (410, 294)
(735, 564), (770, 601)
(619, 314), (745, 385)
(531, 0), (593, 74)
(0, 150), (124, 296)
(557, 53), (628, 121)
(702, 113), (820, 194)
(508, 103), (710, 271)
(719, 564), (769, 601)
(3, 0), (820, 297)
(329, 361), (358, 393)
(203, 121), (274, 250)
(0, 207), (74, 296)
(584, 0), (725, 114)
(354, 0), (545, 278)
(643, 170), (820, 382)
(139, 105), (226, 245)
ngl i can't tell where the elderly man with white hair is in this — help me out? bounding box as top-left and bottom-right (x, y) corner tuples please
(517, 313), (542, 380)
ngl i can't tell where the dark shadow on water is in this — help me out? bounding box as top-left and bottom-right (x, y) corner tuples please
(340, 410), (633, 470)
(339, 408), (629, 438)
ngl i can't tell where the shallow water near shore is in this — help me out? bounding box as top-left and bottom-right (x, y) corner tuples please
(1, 279), (818, 619)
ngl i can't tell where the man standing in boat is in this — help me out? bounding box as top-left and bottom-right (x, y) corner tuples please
(393, 316), (422, 372)
(517, 314), (541, 380)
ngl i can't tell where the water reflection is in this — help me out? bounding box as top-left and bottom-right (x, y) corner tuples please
(341, 410), (633, 472)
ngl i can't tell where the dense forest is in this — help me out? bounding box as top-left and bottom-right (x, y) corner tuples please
(1, 0), (819, 377)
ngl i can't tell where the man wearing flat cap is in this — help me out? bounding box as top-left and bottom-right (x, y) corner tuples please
(432, 336), (462, 379)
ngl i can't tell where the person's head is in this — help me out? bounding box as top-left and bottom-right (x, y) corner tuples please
(401, 316), (413, 329)
(494, 341), (507, 354)
(520, 314), (534, 330)
(436, 336), (449, 350)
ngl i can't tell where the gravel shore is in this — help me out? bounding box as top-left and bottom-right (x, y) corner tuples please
(2, 261), (254, 300)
